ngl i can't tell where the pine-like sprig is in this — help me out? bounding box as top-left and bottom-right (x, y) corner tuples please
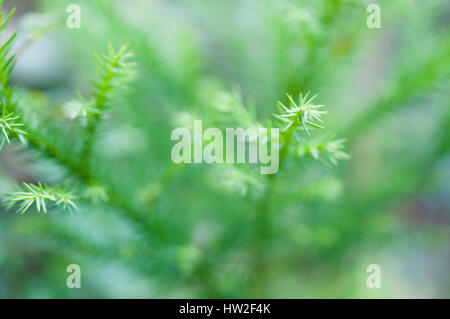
(68, 43), (136, 123)
(0, 4), (17, 106)
(81, 43), (136, 168)
(0, 101), (26, 149)
(0, 4), (138, 215)
(296, 135), (350, 164)
(6, 182), (77, 214)
(92, 42), (136, 115)
(274, 92), (326, 135)
(0, 4), (23, 148)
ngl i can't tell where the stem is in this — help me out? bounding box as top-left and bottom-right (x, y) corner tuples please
(26, 131), (165, 242)
(80, 66), (115, 176)
(248, 120), (296, 296)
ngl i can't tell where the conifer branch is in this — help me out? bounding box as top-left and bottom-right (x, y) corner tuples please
(0, 6), (17, 109)
(0, 101), (26, 149)
(274, 92), (326, 135)
(0, 6), (145, 223)
(273, 92), (328, 168)
(6, 182), (77, 214)
(0, 5), (79, 214)
(80, 43), (136, 173)
(296, 136), (350, 164)
(248, 92), (348, 294)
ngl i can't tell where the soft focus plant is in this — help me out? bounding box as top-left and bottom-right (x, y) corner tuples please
(0, 0), (448, 299)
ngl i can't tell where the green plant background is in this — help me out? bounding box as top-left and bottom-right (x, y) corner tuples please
(0, 0), (449, 298)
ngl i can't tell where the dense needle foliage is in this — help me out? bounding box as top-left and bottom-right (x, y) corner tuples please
(0, 0), (449, 298)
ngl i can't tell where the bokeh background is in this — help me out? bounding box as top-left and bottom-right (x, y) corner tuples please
(0, 0), (449, 298)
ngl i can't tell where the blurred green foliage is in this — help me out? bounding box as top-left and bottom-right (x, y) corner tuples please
(0, 0), (449, 298)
